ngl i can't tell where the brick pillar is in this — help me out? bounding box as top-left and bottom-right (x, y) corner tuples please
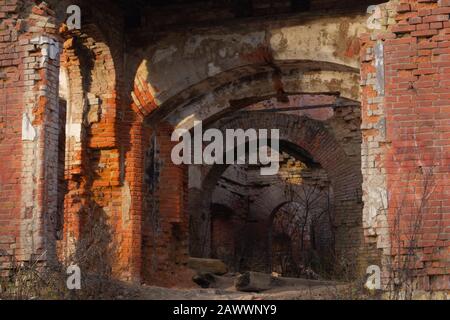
(362, 0), (450, 291)
(0, 0), (23, 271)
(360, 2), (396, 283)
(0, 1), (61, 268)
(385, 0), (450, 292)
(123, 116), (145, 282)
(135, 118), (189, 285)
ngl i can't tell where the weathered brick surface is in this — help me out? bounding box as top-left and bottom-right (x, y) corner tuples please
(0, 0), (61, 268)
(57, 3), (137, 280)
(0, 0), (448, 293)
(138, 121), (190, 286)
(385, 0), (450, 291)
(0, 0), (22, 271)
(361, 0), (450, 290)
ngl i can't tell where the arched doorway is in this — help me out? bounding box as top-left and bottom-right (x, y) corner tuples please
(184, 108), (362, 278)
(269, 189), (334, 278)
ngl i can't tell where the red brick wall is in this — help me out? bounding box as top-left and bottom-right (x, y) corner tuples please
(386, 0), (450, 291)
(361, 0), (450, 291)
(1, 0), (448, 293)
(0, 0), (61, 268)
(139, 121), (190, 286)
(0, 0), (23, 271)
(55, 2), (141, 281)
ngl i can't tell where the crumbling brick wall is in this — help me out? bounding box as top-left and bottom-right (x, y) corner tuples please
(55, 1), (145, 281)
(0, 0), (448, 293)
(361, 0), (450, 291)
(209, 161), (334, 274)
(386, 0), (450, 291)
(0, 0), (61, 270)
(139, 121), (190, 286)
(0, 0), (23, 272)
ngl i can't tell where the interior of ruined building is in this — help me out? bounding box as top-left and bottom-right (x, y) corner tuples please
(1, 0), (449, 297)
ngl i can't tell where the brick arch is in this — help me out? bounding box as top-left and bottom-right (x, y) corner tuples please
(130, 12), (370, 119)
(191, 113), (362, 266)
(49, 3), (134, 278)
(143, 64), (360, 125)
(0, 0), (122, 270)
(58, 29), (117, 206)
(132, 52), (361, 267)
(265, 184), (335, 270)
(135, 67), (362, 279)
(200, 113), (355, 200)
(61, 28), (119, 144)
(0, 0), (122, 271)
(130, 18), (365, 282)
(269, 200), (304, 273)
(255, 181), (333, 226)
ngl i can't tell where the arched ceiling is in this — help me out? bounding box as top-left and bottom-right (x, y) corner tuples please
(131, 12), (367, 124)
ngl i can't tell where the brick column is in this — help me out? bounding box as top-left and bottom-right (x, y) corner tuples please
(0, 1), (61, 269)
(361, 0), (450, 292)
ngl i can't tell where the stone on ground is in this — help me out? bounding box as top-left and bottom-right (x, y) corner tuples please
(235, 272), (272, 292)
(188, 257), (228, 275)
(192, 272), (216, 288)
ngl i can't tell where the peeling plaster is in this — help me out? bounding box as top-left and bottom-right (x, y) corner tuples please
(122, 182), (131, 226)
(207, 62), (221, 77)
(66, 123), (82, 142)
(22, 113), (36, 141)
(374, 41), (385, 96)
(30, 36), (60, 67)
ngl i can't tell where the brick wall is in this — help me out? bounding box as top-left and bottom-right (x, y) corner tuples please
(386, 0), (450, 291)
(0, 0), (61, 269)
(0, 0), (23, 272)
(139, 122), (190, 286)
(188, 111), (365, 275)
(361, 0), (450, 291)
(55, 1), (143, 281)
(1, 0), (448, 292)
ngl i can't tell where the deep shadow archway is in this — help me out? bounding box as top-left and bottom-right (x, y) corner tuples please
(188, 112), (363, 277)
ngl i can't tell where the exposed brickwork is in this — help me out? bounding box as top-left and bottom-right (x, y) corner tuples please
(385, 0), (450, 291)
(360, 1), (397, 280)
(0, 0), (23, 272)
(0, 0), (61, 269)
(0, 0), (448, 294)
(361, 0), (450, 291)
(140, 121), (190, 286)
(188, 111), (364, 274)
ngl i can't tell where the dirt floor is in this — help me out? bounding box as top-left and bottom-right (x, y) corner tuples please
(112, 275), (366, 300)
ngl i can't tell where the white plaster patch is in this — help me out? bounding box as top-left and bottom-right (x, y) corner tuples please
(22, 113), (36, 141)
(367, 5), (383, 30)
(66, 123), (82, 142)
(207, 62), (222, 77)
(363, 174), (389, 241)
(269, 18), (366, 69)
(31, 36), (60, 67)
(122, 181), (131, 226)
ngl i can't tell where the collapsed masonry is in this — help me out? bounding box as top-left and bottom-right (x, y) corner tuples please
(0, 0), (448, 292)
